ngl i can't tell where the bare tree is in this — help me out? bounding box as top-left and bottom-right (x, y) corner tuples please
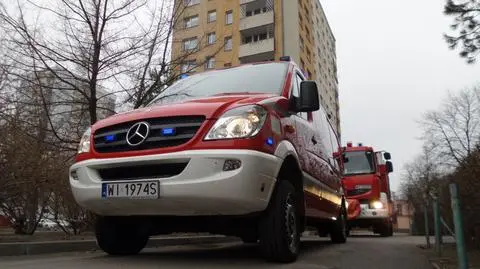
(420, 85), (480, 168)
(401, 145), (442, 206)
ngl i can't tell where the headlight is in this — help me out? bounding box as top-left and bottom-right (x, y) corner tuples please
(204, 105), (267, 140)
(78, 127), (91, 154)
(372, 201), (383, 209)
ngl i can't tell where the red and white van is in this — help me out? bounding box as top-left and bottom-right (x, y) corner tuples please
(69, 59), (347, 262)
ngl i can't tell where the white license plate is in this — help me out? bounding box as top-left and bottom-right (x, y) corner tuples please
(101, 181), (159, 199)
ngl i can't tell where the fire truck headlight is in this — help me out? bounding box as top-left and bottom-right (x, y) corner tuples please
(372, 201), (383, 209)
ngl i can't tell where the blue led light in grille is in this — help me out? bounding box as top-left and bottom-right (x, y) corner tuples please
(162, 128), (175, 136)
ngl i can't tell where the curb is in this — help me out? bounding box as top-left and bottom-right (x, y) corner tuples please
(0, 235), (237, 256)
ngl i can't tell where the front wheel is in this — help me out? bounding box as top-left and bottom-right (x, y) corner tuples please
(379, 220), (394, 237)
(330, 200), (348, 243)
(258, 180), (301, 263)
(95, 216), (149, 255)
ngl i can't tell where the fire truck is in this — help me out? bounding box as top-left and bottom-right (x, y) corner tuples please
(341, 142), (395, 237)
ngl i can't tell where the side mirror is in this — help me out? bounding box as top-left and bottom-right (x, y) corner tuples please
(342, 153), (349, 163)
(386, 161), (393, 173)
(296, 81), (319, 112)
(384, 152), (391, 160)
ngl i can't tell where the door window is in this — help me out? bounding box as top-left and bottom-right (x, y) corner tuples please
(291, 72), (308, 120)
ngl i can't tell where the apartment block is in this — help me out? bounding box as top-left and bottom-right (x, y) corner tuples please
(172, 0), (341, 137)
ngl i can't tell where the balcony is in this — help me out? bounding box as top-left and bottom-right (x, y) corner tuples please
(239, 38), (274, 63)
(240, 11), (274, 31)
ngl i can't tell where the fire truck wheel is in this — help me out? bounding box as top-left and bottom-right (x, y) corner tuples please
(379, 221), (394, 237)
(95, 216), (149, 255)
(330, 200), (348, 243)
(258, 180), (300, 263)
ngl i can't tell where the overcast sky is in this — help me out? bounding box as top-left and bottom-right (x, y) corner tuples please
(321, 0), (480, 193)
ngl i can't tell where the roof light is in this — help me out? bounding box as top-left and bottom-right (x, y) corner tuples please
(358, 143), (363, 146)
(347, 142), (352, 147)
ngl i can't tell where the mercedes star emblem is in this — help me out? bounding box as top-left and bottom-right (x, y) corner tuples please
(126, 121), (150, 146)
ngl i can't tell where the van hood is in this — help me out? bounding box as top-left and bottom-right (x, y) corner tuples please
(92, 93), (276, 131)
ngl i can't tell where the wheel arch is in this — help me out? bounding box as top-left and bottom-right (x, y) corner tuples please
(273, 140), (305, 231)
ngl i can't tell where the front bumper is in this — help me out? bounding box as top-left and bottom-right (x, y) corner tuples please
(69, 149), (281, 216)
(357, 204), (390, 219)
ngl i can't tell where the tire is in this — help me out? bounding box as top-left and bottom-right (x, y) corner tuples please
(379, 221), (394, 237)
(316, 228), (328, 237)
(95, 216), (149, 255)
(258, 180), (301, 263)
(330, 200), (347, 243)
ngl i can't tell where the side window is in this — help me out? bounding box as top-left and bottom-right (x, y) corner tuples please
(328, 125), (341, 171)
(291, 73), (308, 120)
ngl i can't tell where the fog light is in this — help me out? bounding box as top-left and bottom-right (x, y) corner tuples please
(70, 170), (79, 180)
(372, 201), (383, 209)
(223, 159), (241, 171)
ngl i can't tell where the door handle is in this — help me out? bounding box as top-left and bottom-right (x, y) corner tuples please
(311, 137), (317, 145)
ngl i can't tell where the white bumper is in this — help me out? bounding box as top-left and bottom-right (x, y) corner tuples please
(69, 150), (281, 216)
(358, 204), (390, 219)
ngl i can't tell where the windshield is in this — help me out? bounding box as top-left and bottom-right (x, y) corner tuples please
(148, 62), (288, 106)
(344, 151), (376, 176)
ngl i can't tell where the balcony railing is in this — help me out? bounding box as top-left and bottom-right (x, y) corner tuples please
(240, 11), (274, 31)
(239, 38), (274, 59)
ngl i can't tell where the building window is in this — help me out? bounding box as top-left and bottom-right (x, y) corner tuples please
(184, 0), (200, 6)
(184, 15), (198, 29)
(181, 60), (196, 73)
(396, 204), (403, 216)
(205, 57), (215, 69)
(207, 32), (216, 45)
(224, 36), (232, 51)
(306, 28), (311, 39)
(225, 10), (233, 25)
(207, 10), (216, 22)
(183, 37), (198, 51)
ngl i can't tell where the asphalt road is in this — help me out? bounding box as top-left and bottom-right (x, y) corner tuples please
(0, 233), (432, 269)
